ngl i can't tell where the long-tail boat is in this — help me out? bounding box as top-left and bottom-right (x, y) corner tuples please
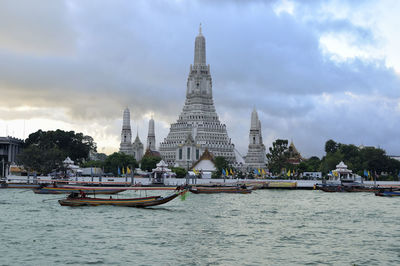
(33, 186), (125, 195)
(58, 189), (187, 207)
(375, 188), (400, 197)
(189, 186), (252, 194)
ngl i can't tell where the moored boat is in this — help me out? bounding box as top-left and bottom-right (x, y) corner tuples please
(189, 186), (252, 194)
(58, 190), (187, 207)
(33, 186), (126, 195)
(375, 188), (400, 197)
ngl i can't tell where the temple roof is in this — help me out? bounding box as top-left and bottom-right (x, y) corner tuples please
(144, 149), (161, 158)
(190, 148), (215, 170)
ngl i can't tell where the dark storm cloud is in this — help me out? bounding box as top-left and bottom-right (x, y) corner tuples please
(0, 0), (399, 156)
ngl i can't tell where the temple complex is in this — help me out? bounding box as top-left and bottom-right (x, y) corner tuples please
(244, 108), (266, 170)
(159, 26), (236, 168)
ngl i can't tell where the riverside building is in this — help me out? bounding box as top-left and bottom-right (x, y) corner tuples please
(159, 26), (236, 168)
(0, 136), (23, 177)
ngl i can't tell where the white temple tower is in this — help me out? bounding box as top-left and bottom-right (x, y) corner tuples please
(119, 107), (134, 155)
(147, 117), (156, 151)
(245, 108), (266, 169)
(160, 25), (236, 167)
(132, 131), (144, 161)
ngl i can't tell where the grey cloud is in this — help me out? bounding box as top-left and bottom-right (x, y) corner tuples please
(0, 0), (399, 157)
(0, 0), (77, 55)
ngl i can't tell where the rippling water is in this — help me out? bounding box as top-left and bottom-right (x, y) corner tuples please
(1, 189), (399, 265)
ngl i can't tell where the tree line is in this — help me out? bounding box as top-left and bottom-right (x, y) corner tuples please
(17, 130), (400, 180)
(17, 129), (188, 177)
(266, 139), (400, 180)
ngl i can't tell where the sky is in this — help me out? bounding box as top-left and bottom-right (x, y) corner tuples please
(0, 0), (400, 158)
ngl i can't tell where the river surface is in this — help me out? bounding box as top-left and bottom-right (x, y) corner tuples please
(0, 189), (399, 265)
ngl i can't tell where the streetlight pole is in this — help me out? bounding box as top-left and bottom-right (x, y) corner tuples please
(1, 158), (4, 179)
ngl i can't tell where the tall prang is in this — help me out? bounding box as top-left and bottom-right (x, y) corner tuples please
(160, 25), (236, 167)
(245, 108), (266, 170)
(119, 107), (134, 155)
(147, 117), (156, 151)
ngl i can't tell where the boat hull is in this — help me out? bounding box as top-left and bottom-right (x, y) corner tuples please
(189, 187), (252, 194)
(58, 190), (186, 207)
(375, 190), (400, 197)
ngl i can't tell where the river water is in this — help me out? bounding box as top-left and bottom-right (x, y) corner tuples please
(0, 189), (399, 265)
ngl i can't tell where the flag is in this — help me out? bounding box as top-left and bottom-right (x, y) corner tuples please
(253, 169), (258, 175)
(193, 168), (198, 175)
(262, 168), (266, 175)
(257, 168), (261, 174)
(122, 167), (125, 175)
(127, 167), (131, 174)
(329, 171), (333, 176)
(222, 169), (226, 176)
(363, 170), (368, 177)
(230, 169), (234, 175)
(225, 169), (229, 176)
(117, 167), (121, 176)
(180, 191), (187, 201)
(287, 169), (291, 177)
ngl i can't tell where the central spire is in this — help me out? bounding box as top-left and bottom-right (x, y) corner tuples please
(194, 23), (206, 65)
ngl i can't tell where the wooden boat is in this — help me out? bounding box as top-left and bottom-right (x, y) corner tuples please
(316, 182), (379, 193)
(33, 186), (125, 195)
(316, 184), (344, 192)
(58, 190), (187, 207)
(189, 186), (252, 194)
(375, 188), (400, 197)
(343, 186), (380, 192)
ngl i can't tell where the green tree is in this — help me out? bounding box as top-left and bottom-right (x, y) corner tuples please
(21, 129), (96, 165)
(17, 145), (64, 174)
(103, 152), (138, 175)
(266, 139), (289, 175)
(171, 167), (187, 178)
(320, 151), (343, 174)
(140, 154), (161, 172)
(81, 160), (105, 169)
(211, 156), (229, 178)
(325, 139), (338, 154)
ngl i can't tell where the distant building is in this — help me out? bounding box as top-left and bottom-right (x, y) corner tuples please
(388, 155), (400, 162)
(132, 132), (144, 162)
(245, 108), (266, 170)
(0, 136), (24, 177)
(159, 26), (236, 167)
(191, 148), (216, 173)
(119, 108), (144, 161)
(143, 149), (161, 158)
(119, 107), (134, 156)
(301, 172), (322, 179)
(146, 117), (156, 151)
(287, 141), (303, 165)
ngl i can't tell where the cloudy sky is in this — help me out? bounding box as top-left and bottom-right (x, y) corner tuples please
(1, 0), (399, 158)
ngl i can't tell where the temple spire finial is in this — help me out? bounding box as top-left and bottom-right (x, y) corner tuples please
(199, 23), (202, 35)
